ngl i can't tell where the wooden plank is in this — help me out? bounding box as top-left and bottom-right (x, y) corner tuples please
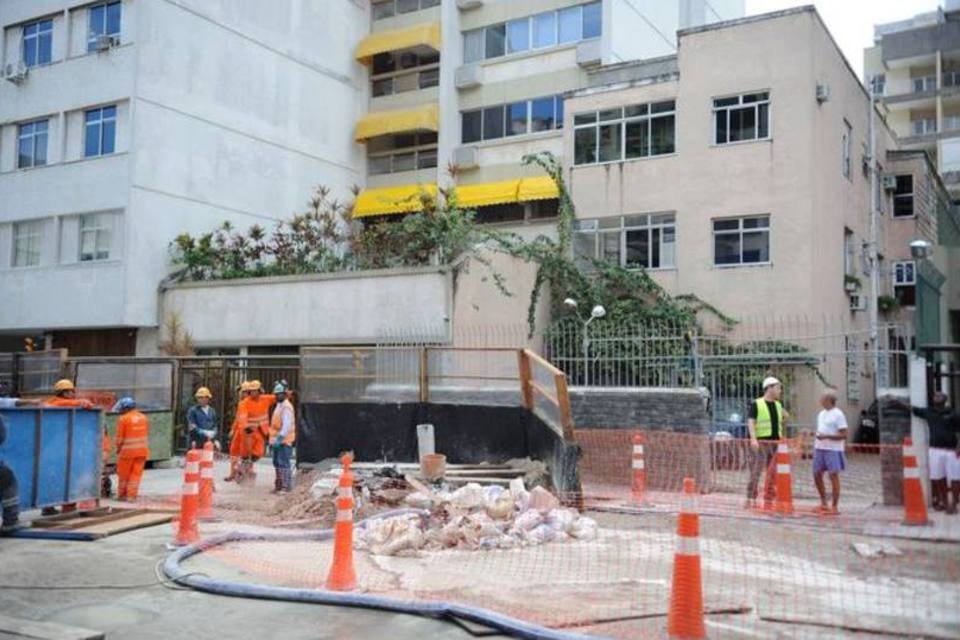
(34, 508), (149, 531)
(71, 512), (173, 537)
(517, 349), (534, 410)
(444, 476), (512, 486)
(0, 614), (103, 640)
(554, 372), (574, 439)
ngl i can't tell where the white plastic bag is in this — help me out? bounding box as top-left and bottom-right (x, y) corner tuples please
(449, 483), (485, 510)
(569, 516), (598, 541)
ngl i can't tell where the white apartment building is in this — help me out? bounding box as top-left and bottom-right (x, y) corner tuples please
(0, 0), (743, 355)
(0, 0), (367, 354)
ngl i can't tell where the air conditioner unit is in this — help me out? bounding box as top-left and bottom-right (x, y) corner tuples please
(3, 60), (28, 84)
(882, 175), (898, 191)
(816, 83), (831, 103)
(456, 0), (483, 9)
(95, 34), (120, 51)
(849, 294), (866, 312)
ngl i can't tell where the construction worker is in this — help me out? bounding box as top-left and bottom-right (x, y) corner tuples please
(42, 379), (95, 515)
(745, 376), (790, 510)
(187, 387), (220, 450)
(44, 379), (95, 410)
(114, 397), (150, 501)
(225, 381), (250, 482)
(813, 388), (848, 515)
(229, 380), (275, 483)
(269, 381), (296, 493)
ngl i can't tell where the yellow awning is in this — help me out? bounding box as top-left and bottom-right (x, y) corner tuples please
(453, 177), (560, 209)
(455, 180), (521, 209)
(517, 176), (560, 202)
(356, 23), (441, 63)
(353, 183), (438, 218)
(355, 104), (439, 142)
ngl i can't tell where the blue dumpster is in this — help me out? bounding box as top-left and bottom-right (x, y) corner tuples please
(0, 408), (102, 509)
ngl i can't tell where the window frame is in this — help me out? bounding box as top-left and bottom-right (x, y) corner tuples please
(17, 119), (49, 169)
(842, 119), (852, 180)
(83, 105), (118, 158)
(573, 213), (677, 271)
(461, 95), (563, 144)
(573, 100), (677, 166)
(892, 175), (914, 218)
(87, 1), (122, 52)
(462, 2), (601, 63)
(712, 91), (771, 145)
(892, 260), (916, 306)
(22, 18), (54, 68)
(370, 51), (440, 97)
(712, 215), (771, 267)
(372, 0), (439, 20)
(12, 220), (44, 268)
(367, 133), (439, 176)
(79, 213), (113, 262)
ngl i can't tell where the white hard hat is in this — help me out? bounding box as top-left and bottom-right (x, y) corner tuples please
(762, 376), (782, 390)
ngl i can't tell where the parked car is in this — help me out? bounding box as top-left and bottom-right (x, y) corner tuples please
(856, 396), (911, 445)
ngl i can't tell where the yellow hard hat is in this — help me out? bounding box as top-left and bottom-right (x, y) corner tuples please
(194, 386), (212, 399)
(239, 381), (252, 392)
(248, 380), (262, 391)
(54, 379), (75, 392)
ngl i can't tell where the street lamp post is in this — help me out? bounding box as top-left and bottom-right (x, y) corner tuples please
(564, 298), (606, 387)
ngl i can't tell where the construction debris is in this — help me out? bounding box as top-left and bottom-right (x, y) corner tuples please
(357, 479), (596, 556)
(851, 542), (902, 558)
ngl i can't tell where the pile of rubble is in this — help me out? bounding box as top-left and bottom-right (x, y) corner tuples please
(356, 478), (597, 556)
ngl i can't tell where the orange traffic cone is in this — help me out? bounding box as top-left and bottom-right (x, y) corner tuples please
(631, 433), (646, 504)
(667, 477), (705, 640)
(902, 437), (928, 526)
(325, 454), (357, 591)
(174, 450), (201, 545)
(198, 442), (215, 520)
(774, 440), (794, 516)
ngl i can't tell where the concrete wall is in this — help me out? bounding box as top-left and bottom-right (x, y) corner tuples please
(160, 267), (453, 347)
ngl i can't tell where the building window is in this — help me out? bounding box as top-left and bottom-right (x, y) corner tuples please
(84, 105), (117, 157)
(22, 18), (53, 67)
(368, 132), (438, 175)
(573, 213), (676, 270)
(873, 74), (885, 96)
(17, 119), (49, 169)
(79, 214), (112, 262)
(12, 220), (43, 268)
(87, 1), (121, 51)
(943, 71), (960, 88)
(893, 260), (916, 306)
(473, 200), (559, 225)
(842, 120), (852, 179)
(844, 228), (855, 276)
(713, 92), (770, 144)
(911, 118), (936, 136)
(461, 95), (563, 143)
(463, 2), (601, 63)
(373, 0), (440, 20)
(893, 175), (913, 217)
(713, 215), (770, 266)
(912, 75), (936, 93)
(370, 50), (440, 97)
(573, 100), (676, 166)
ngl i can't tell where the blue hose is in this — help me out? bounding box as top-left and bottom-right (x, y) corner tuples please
(163, 509), (604, 640)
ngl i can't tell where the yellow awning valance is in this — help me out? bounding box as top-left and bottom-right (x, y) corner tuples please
(355, 104), (439, 142)
(517, 176), (560, 202)
(353, 183), (438, 218)
(453, 177), (559, 209)
(455, 180), (521, 209)
(356, 23), (441, 63)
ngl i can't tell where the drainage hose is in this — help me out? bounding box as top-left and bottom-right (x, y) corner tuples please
(163, 509), (603, 640)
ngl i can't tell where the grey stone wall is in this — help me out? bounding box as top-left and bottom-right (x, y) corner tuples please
(570, 387), (710, 433)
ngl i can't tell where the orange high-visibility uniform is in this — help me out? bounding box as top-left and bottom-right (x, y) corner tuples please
(268, 399), (296, 446)
(43, 397), (93, 409)
(115, 410), (150, 500)
(229, 394), (276, 460)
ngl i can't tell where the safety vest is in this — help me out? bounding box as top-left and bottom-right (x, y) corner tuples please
(269, 399), (296, 446)
(116, 410), (150, 458)
(239, 394), (275, 436)
(754, 398), (783, 439)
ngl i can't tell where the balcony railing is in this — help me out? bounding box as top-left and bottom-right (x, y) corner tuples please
(943, 115), (960, 131)
(912, 75), (937, 93)
(944, 71), (960, 87)
(911, 119), (937, 135)
(369, 147), (438, 175)
(372, 65), (440, 97)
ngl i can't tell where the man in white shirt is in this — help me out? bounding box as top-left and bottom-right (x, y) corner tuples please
(813, 388), (848, 515)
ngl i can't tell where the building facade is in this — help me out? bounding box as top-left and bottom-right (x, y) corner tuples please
(1, 0), (743, 355)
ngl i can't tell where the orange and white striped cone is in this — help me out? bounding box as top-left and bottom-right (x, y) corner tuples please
(631, 433), (646, 504)
(774, 440), (794, 516)
(197, 442), (215, 520)
(325, 454), (357, 591)
(174, 450), (201, 546)
(667, 477), (705, 640)
(902, 437), (928, 526)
